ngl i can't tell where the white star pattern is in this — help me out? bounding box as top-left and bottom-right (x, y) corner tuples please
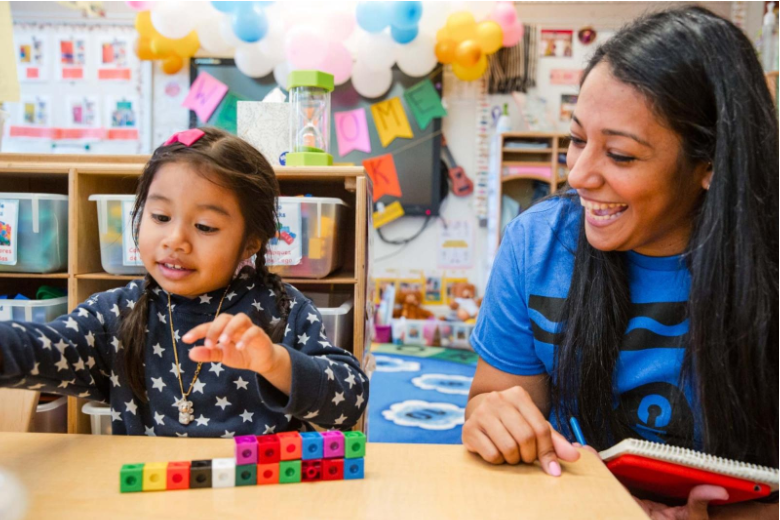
(306, 313), (320, 324)
(270, 316), (280, 326)
(55, 356), (69, 372)
(334, 414), (348, 425)
(251, 300), (263, 311)
(96, 312), (104, 325)
(344, 371), (356, 389)
(154, 411), (165, 425)
(65, 317), (79, 332)
(77, 391), (91, 398)
(110, 371), (121, 387)
(268, 288), (275, 297)
(247, 284), (255, 290)
(85, 331), (95, 348)
(173, 329), (181, 342)
(87, 356), (96, 369)
(170, 362), (184, 376)
(318, 340), (332, 349)
(324, 367), (334, 381)
(111, 336), (123, 353)
(111, 304), (120, 317)
(234, 377), (249, 390)
(125, 299), (136, 309)
(225, 291), (237, 301)
(28, 383), (45, 390)
(37, 333), (52, 350)
(30, 362), (40, 376)
(297, 333), (310, 346)
(215, 396), (231, 410)
(263, 424), (276, 434)
(240, 410), (254, 423)
(194, 414), (210, 426)
(176, 433), (188, 437)
(209, 363), (224, 377)
(199, 294), (213, 304)
(54, 339), (69, 355)
(152, 343), (165, 357)
(355, 393), (365, 408)
(72, 357), (85, 372)
(151, 377), (166, 391)
(303, 410), (319, 419)
(11, 323), (24, 331)
(285, 324), (291, 337)
(221, 430), (235, 438)
(192, 380), (206, 394)
(58, 378), (75, 389)
(290, 298), (297, 309)
(77, 307), (89, 318)
(157, 312), (167, 324)
(332, 392), (345, 406)
(110, 408), (122, 422)
(145, 426), (156, 436)
(125, 400), (138, 415)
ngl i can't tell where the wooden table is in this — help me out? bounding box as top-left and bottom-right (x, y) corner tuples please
(0, 433), (645, 519)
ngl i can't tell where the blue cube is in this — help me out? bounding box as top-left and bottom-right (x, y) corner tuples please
(344, 458), (364, 480)
(300, 432), (323, 460)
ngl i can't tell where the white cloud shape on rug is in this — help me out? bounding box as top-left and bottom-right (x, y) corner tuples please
(373, 355), (421, 372)
(411, 374), (473, 395)
(381, 400), (465, 430)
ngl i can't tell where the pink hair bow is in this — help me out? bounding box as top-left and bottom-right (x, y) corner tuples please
(163, 128), (205, 147)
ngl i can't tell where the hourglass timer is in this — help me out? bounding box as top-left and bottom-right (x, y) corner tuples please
(286, 70), (334, 167)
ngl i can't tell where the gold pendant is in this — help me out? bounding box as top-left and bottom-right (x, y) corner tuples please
(178, 399), (194, 425)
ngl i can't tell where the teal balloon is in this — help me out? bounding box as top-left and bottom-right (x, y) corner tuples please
(356, 2), (389, 33)
(211, 1), (240, 13)
(232, 5), (268, 43)
(390, 1), (422, 30)
(391, 25), (418, 44)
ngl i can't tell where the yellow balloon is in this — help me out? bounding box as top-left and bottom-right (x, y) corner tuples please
(135, 11), (155, 38)
(455, 40), (482, 68)
(435, 39), (457, 64)
(149, 36), (174, 59)
(476, 21), (503, 55)
(436, 26), (451, 42)
(446, 11), (477, 43)
(452, 53), (488, 81)
(161, 54), (184, 75)
(134, 37), (155, 61)
(171, 31), (200, 58)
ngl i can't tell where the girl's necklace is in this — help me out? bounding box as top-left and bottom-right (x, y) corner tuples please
(168, 286), (230, 425)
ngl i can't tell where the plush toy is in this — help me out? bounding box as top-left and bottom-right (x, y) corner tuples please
(393, 288), (434, 320)
(448, 283), (481, 323)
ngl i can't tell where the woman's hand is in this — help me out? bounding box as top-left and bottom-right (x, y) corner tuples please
(183, 313), (277, 373)
(462, 385), (580, 476)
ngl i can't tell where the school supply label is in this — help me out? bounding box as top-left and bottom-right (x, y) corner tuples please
(266, 201), (302, 266)
(0, 199), (19, 265)
(121, 200), (142, 266)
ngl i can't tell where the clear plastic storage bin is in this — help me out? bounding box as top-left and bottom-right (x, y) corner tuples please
(30, 396), (68, 434)
(0, 296), (68, 323)
(267, 197), (346, 279)
(0, 193), (68, 273)
(89, 194), (145, 275)
(305, 292), (354, 350)
(82, 401), (112, 435)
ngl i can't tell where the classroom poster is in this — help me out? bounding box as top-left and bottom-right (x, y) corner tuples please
(62, 95), (102, 140)
(97, 36), (132, 81)
(8, 95), (55, 139)
(560, 94), (578, 122)
(104, 96), (139, 140)
(265, 201), (302, 266)
(438, 219), (473, 269)
(15, 33), (47, 82)
(58, 34), (88, 80)
(540, 29), (574, 58)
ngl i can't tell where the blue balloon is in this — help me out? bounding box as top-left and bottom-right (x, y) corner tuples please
(356, 1), (389, 34)
(391, 24), (418, 45)
(390, 1), (422, 30)
(211, 1), (240, 13)
(232, 7), (268, 43)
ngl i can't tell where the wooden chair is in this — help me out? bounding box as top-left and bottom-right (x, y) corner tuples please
(0, 388), (39, 432)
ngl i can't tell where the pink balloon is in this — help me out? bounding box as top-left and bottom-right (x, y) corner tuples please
(502, 21), (524, 47)
(126, 1), (153, 11)
(285, 26), (328, 70)
(492, 2), (517, 29)
(320, 42), (353, 85)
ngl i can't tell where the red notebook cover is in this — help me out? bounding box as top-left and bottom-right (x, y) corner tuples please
(606, 454), (772, 505)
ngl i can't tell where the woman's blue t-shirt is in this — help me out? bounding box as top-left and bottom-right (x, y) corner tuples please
(472, 196), (701, 448)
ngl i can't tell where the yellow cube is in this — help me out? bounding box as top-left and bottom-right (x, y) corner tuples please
(308, 238), (326, 259)
(142, 462), (168, 491)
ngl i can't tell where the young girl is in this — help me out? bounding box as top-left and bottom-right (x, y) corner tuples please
(0, 127), (369, 436)
(464, 7), (777, 519)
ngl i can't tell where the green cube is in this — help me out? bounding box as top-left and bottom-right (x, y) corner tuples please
(279, 460), (301, 484)
(120, 464), (144, 493)
(235, 464), (257, 486)
(344, 432), (366, 459)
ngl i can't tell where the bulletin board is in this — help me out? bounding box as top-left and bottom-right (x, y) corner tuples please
(2, 23), (152, 154)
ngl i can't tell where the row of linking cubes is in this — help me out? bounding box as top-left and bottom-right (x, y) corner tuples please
(120, 430), (366, 492)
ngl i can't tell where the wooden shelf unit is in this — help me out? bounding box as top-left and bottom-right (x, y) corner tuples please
(497, 132), (570, 242)
(0, 154), (371, 433)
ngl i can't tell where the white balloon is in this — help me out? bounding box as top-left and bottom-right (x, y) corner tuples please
(323, 10), (355, 42)
(355, 32), (396, 72)
(235, 45), (274, 78)
(258, 21), (286, 64)
(273, 61), (291, 91)
(351, 62), (392, 98)
(219, 16), (250, 50)
(418, 1), (449, 35)
(197, 18), (234, 56)
(396, 33), (437, 77)
(150, 2), (197, 40)
(468, 1), (497, 21)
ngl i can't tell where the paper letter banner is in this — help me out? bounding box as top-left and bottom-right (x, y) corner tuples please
(210, 91), (247, 134)
(363, 154), (402, 202)
(370, 97), (413, 147)
(403, 79), (447, 130)
(334, 108), (371, 155)
(183, 71), (229, 123)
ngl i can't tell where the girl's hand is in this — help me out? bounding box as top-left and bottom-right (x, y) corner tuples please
(183, 313), (277, 374)
(462, 385), (580, 476)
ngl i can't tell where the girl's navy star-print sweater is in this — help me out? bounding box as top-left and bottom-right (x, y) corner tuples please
(0, 267), (369, 437)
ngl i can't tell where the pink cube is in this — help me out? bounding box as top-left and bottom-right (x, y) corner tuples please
(322, 431), (345, 459)
(235, 435), (258, 465)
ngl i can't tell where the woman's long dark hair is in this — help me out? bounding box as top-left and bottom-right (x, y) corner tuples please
(553, 6), (778, 467)
(119, 127), (292, 402)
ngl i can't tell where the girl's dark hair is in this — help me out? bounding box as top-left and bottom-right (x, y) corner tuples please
(553, 6), (778, 467)
(120, 127), (292, 401)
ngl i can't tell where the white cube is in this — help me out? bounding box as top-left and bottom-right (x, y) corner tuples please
(212, 457), (236, 488)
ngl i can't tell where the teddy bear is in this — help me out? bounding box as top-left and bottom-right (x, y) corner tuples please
(447, 283), (481, 323)
(392, 288), (434, 320)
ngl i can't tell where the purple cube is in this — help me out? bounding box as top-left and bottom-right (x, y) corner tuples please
(322, 431), (345, 459)
(235, 435), (258, 465)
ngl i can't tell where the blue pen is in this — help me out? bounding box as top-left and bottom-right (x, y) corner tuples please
(569, 417), (587, 446)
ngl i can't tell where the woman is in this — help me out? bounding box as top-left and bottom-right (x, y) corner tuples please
(465, 6), (777, 519)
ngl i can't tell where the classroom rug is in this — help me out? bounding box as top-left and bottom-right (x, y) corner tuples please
(367, 343), (478, 445)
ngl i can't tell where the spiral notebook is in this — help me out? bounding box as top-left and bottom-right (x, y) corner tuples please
(599, 439), (779, 504)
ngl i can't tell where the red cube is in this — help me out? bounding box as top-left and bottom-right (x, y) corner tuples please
(166, 461), (191, 490)
(322, 458), (344, 481)
(302, 459), (322, 482)
(257, 434), (281, 463)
